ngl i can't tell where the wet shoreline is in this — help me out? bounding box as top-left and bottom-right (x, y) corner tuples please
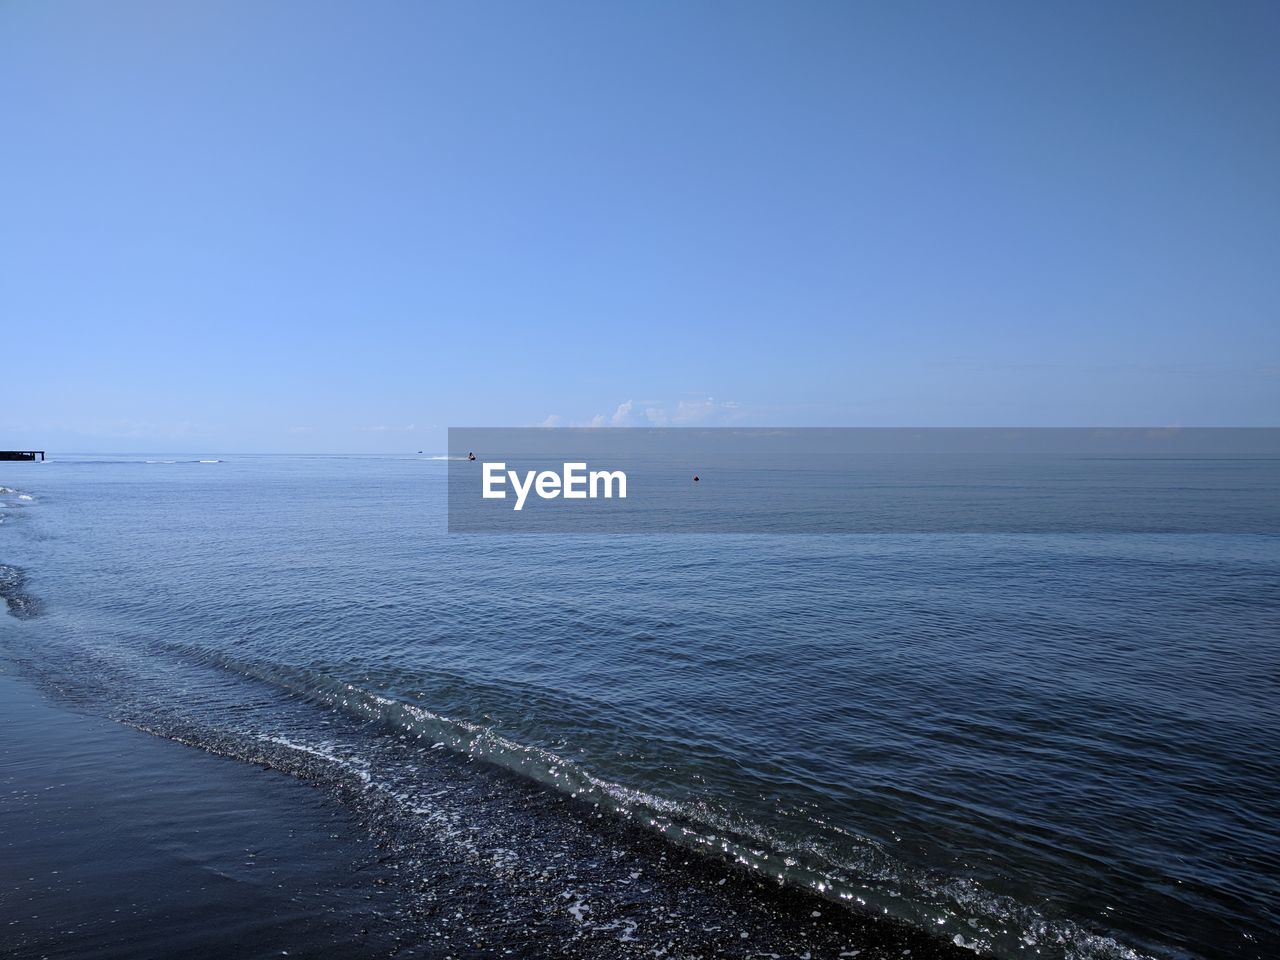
(0, 668), (413, 959)
(0, 661), (970, 959)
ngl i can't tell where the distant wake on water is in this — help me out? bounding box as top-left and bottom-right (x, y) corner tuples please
(3, 458), (224, 465)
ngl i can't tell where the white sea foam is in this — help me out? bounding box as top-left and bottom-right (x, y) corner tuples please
(316, 679), (1154, 960)
(256, 734), (373, 784)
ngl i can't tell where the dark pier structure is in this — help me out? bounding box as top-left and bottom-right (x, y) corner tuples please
(0, 451), (44, 461)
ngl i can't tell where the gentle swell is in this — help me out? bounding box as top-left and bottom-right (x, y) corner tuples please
(215, 655), (1147, 960)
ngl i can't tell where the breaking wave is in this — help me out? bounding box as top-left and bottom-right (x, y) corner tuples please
(0, 563), (40, 619)
(204, 655), (1147, 960)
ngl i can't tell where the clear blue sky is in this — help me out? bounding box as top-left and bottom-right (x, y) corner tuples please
(2, 1), (1276, 453)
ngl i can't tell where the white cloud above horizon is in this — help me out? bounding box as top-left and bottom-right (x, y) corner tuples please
(542, 397), (745, 429)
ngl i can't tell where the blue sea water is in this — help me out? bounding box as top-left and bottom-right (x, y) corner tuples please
(1, 456), (1277, 960)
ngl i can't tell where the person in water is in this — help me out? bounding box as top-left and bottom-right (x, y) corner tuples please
(468, 452), (476, 461)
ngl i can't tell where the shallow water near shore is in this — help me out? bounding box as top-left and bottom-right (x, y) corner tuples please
(0, 670), (411, 959)
(2, 456), (1277, 959)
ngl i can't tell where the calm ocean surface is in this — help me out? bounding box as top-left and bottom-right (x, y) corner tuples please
(2, 456), (1277, 960)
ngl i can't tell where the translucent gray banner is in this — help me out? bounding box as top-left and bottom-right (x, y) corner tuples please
(447, 428), (1280, 533)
